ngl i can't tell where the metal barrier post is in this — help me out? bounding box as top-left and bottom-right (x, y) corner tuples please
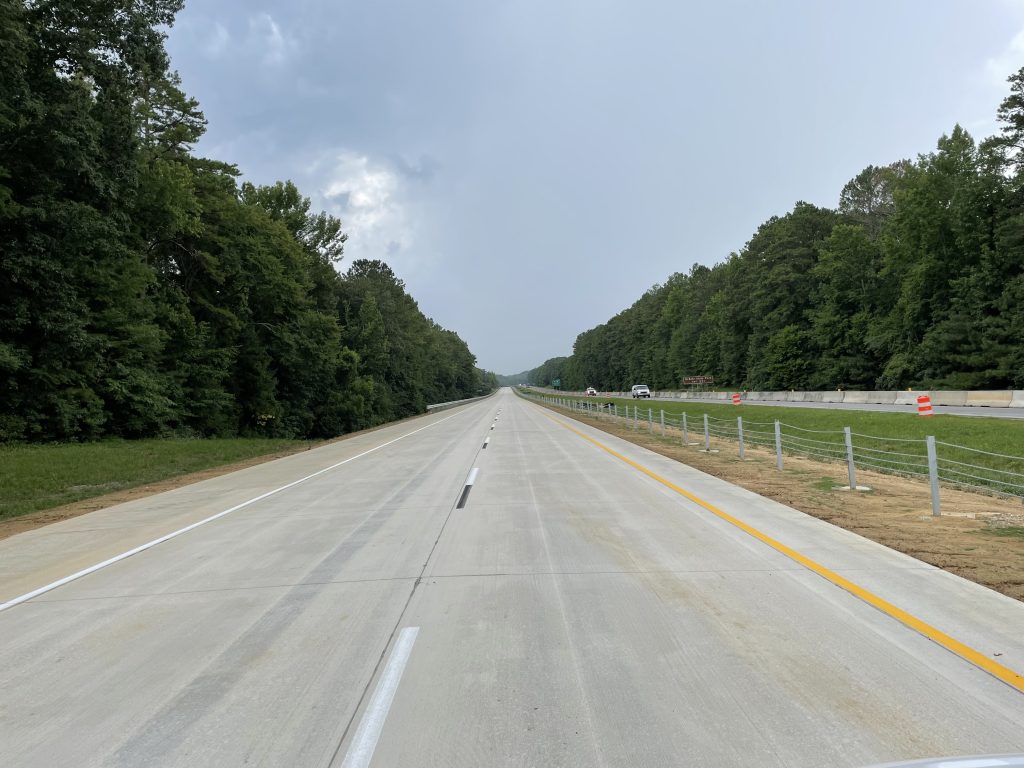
(737, 416), (744, 459)
(927, 436), (941, 516)
(703, 414), (710, 451)
(682, 412), (688, 444)
(660, 409), (665, 436)
(647, 407), (653, 432)
(633, 406), (638, 430)
(775, 420), (783, 470)
(844, 427), (857, 489)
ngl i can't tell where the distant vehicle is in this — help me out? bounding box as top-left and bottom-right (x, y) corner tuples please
(585, 387), (598, 396)
(631, 384), (651, 398)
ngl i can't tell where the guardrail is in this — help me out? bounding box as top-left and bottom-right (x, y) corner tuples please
(426, 392), (496, 413)
(530, 387), (1024, 409)
(520, 392), (1024, 515)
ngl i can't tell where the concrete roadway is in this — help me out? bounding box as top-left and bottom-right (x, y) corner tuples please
(1, 389), (1023, 767)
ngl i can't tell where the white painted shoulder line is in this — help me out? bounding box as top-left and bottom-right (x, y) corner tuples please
(0, 413), (464, 613)
(341, 626), (419, 768)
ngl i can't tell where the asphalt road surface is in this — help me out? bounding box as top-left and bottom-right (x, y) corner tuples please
(2, 389), (1023, 767)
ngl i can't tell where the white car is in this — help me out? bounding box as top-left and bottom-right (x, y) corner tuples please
(631, 384), (651, 399)
(585, 387), (598, 396)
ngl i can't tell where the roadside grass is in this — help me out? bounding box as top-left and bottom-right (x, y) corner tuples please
(813, 477), (838, 492)
(0, 438), (309, 521)
(527, 390), (1024, 457)
(980, 526), (1024, 540)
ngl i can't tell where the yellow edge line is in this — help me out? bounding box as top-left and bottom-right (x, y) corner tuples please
(540, 408), (1024, 694)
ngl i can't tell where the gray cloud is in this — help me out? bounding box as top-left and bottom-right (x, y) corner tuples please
(166, 0), (1024, 373)
(391, 154), (441, 183)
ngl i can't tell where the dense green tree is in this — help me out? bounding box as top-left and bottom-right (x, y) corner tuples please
(838, 163), (907, 240)
(992, 66), (1024, 168)
(520, 71), (1024, 395)
(0, 1), (491, 443)
(807, 224), (885, 388)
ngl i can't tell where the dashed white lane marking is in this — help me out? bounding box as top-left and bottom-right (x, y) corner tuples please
(340, 627), (420, 768)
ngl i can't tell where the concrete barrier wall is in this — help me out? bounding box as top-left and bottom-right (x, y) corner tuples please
(426, 392), (496, 412)
(965, 390), (1014, 407)
(527, 386), (1018, 409)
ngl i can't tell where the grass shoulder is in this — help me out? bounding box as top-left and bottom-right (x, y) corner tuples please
(0, 437), (309, 522)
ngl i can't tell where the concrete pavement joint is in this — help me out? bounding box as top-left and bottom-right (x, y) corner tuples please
(536, 405), (1024, 695)
(425, 567), (817, 577)
(29, 576), (423, 604)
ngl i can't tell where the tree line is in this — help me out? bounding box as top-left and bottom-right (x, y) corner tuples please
(521, 69), (1024, 393)
(0, 0), (495, 442)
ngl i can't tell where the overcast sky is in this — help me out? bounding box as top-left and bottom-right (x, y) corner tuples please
(165, 1), (1024, 375)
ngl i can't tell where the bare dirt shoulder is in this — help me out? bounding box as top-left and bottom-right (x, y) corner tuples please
(549, 404), (1024, 602)
(0, 412), (433, 542)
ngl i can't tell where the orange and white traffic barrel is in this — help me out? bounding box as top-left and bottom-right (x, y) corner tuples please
(917, 393), (933, 416)
(731, 393), (741, 405)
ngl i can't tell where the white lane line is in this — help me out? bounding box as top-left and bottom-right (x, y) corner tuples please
(482, 436), (490, 449)
(341, 627), (420, 768)
(456, 467), (480, 509)
(0, 413), (467, 613)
